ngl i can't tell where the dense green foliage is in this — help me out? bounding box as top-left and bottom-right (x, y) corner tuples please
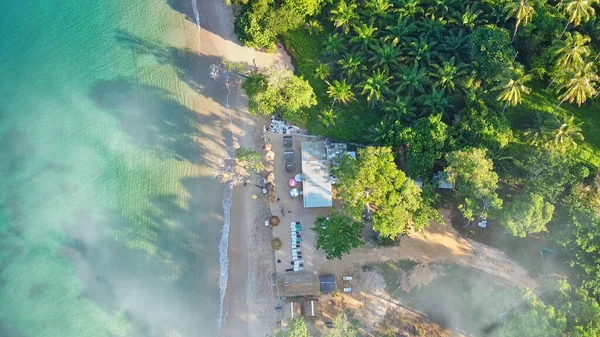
(501, 192), (555, 238)
(312, 210), (365, 260)
(232, 0), (600, 333)
(234, 147), (264, 173)
(446, 148), (502, 223)
(274, 317), (309, 337)
(322, 313), (359, 337)
(242, 66), (316, 124)
(334, 147), (438, 238)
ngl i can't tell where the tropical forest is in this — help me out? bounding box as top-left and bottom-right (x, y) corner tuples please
(232, 0), (600, 335)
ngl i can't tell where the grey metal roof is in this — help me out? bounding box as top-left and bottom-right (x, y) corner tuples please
(301, 142), (333, 208)
(319, 274), (337, 293)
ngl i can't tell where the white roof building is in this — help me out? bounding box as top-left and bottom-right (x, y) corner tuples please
(301, 142), (333, 208)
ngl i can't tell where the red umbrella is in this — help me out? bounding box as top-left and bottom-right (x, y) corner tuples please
(288, 178), (297, 187)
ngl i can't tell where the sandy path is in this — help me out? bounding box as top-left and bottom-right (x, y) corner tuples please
(318, 219), (537, 290)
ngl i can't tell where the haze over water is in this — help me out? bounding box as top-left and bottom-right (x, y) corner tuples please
(0, 0), (226, 336)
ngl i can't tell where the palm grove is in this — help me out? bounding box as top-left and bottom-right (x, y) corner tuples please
(231, 0), (600, 335)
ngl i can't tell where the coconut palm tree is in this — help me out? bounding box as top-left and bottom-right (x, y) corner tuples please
(397, 0), (424, 19)
(322, 33), (346, 58)
(365, 0), (394, 18)
(318, 108), (338, 128)
(550, 32), (591, 70)
(449, 4), (486, 31)
(306, 20), (324, 36)
(558, 0), (596, 38)
(372, 119), (401, 148)
(337, 52), (367, 82)
(421, 87), (453, 116)
(405, 36), (440, 67)
(417, 15), (447, 41)
(492, 69), (532, 113)
(439, 29), (468, 60)
(384, 16), (416, 47)
(314, 63), (331, 81)
(327, 79), (356, 105)
(330, 0), (359, 33)
(361, 69), (393, 106)
(369, 42), (401, 72)
(430, 56), (467, 92)
(349, 23), (379, 52)
(384, 95), (417, 121)
(538, 115), (584, 153)
(398, 63), (431, 96)
(504, 0), (537, 42)
(557, 62), (599, 107)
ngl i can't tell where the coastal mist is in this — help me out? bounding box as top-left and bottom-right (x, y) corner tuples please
(0, 0), (231, 336)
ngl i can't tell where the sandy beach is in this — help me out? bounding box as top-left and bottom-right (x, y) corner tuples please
(184, 0), (292, 336)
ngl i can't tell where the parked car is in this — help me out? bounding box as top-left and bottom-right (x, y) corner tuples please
(283, 135), (293, 148)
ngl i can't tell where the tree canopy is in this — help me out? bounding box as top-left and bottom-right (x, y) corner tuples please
(501, 192), (555, 238)
(243, 65), (316, 124)
(446, 148), (502, 223)
(335, 146), (438, 238)
(312, 210), (365, 260)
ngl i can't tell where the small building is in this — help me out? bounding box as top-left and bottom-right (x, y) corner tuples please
(303, 300), (320, 319)
(433, 171), (455, 189)
(301, 142), (333, 208)
(280, 273), (320, 298)
(284, 301), (302, 320)
(319, 274), (337, 293)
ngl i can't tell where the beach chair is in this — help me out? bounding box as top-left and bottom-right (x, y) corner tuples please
(343, 287), (352, 293)
(343, 276), (353, 281)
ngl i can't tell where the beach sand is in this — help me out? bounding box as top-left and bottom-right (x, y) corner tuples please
(185, 0), (292, 336)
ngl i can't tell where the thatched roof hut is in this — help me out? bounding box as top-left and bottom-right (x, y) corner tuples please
(280, 273), (319, 298)
(302, 300), (320, 319)
(284, 301), (301, 321)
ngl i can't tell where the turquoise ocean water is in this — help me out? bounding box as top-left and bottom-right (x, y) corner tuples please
(0, 0), (227, 336)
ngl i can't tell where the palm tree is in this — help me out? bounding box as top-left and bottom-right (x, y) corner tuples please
(384, 16), (416, 47)
(314, 63), (331, 81)
(369, 42), (401, 72)
(306, 20), (324, 36)
(417, 15), (447, 41)
(322, 33), (345, 58)
(492, 68), (532, 113)
(538, 115), (584, 153)
(439, 29), (468, 60)
(361, 69), (393, 106)
(398, 63), (431, 96)
(421, 87), (453, 116)
(449, 4), (486, 30)
(330, 0), (359, 33)
(372, 119), (401, 148)
(430, 56), (467, 91)
(327, 79), (355, 105)
(557, 62), (599, 107)
(558, 0), (596, 38)
(337, 52), (367, 82)
(397, 0), (424, 19)
(384, 95), (417, 121)
(550, 32), (591, 70)
(504, 0), (536, 42)
(349, 23), (378, 52)
(318, 108), (338, 128)
(365, 0), (393, 18)
(405, 36), (440, 67)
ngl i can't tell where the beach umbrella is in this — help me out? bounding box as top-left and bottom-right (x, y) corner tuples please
(265, 151), (275, 161)
(271, 238), (282, 250)
(266, 172), (275, 182)
(266, 192), (278, 204)
(288, 178), (297, 187)
(294, 174), (303, 182)
(263, 143), (272, 151)
(269, 216), (281, 227)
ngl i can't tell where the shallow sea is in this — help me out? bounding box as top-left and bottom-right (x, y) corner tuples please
(0, 0), (225, 336)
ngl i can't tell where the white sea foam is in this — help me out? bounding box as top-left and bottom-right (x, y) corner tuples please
(217, 71), (235, 333)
